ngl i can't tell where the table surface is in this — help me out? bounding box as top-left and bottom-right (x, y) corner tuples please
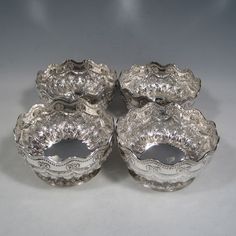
(0, 1), (236, 236)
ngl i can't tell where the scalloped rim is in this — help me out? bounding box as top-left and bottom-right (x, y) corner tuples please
(36, 59), (117, 104)
(117, 102), (219, 166)
(24, 144), (112, 166)
(14, 100), (114, 166)
(119, 62), (201, 104)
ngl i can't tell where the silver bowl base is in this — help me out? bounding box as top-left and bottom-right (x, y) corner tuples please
(128, 169), (194, 192)
(35, 168), (100, 187)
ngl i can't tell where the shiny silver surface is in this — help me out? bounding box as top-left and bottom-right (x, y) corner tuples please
(1, 0), (235, 235)
(14, 99), (114, 186)
(117, 102), (219, 191)
(119, 62), (201, 108)
(36, 59), (117, 107)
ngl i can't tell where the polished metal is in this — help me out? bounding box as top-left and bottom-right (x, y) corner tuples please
(117, 102), (219, 191)
(36, 59), (117, 107)
(14, 59), (219, 190)
(14, 99), (114, 186)
(119, 62), (201, 108)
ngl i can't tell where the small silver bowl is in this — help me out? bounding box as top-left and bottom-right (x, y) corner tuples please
(117, 102), (219, 191)
(36, 59), (117, 108)
(119, 62), (201, 108)
(14, 99), (114, 186)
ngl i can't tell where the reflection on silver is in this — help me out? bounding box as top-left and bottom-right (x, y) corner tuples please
(14, 99), (114, 186)
(139, 143), (185, 165)
(44, 139), (92, 161)
(119, 62), (201, 108)
(36, 59), (117, 107)
(117, 102), (219, 191)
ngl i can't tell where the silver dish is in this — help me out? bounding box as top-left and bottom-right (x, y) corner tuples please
(36, 59), (117, 107)
(14, 99), (114, 186)
(117, 102), (219, 191)
(119, 62), (201, 108)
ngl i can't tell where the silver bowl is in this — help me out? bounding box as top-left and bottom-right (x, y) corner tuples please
(117, 102), (219, 191)
(119, 62), (201, 108)
(36, 59), (117, 108)
(14, 99), (114, 186)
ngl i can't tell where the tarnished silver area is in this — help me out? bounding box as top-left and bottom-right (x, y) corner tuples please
(117, 102), (219, 191)
(119, 62), (201, 108)
(36, 59), (117, 107)
(14, 99), (114, 186)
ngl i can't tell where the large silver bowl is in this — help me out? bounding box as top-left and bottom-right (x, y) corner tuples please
(14, 99), (114, 186)
(117, 102), (219, 191)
